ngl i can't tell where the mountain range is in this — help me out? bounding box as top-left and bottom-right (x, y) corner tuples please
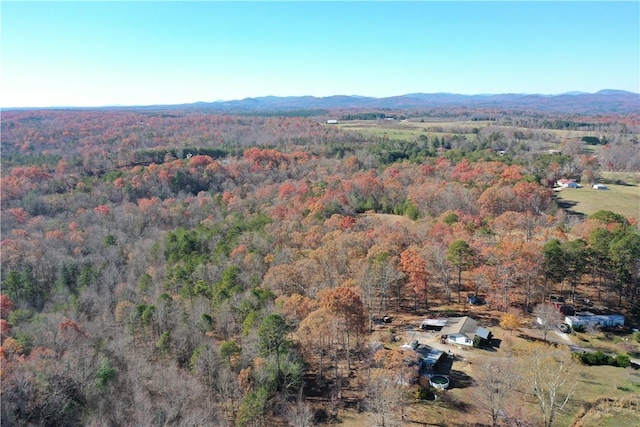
(9, 90), (638, 114)
(188, 90), (638, 115)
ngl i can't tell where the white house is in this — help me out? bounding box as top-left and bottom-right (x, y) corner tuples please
(439, 316), (490, 347)
(326, 119), (338, 124)
(565, 313), (624, 329)
(556, 178), (581, 188)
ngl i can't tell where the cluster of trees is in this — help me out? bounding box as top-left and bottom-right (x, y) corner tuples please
(471, 342), (578, 427)
(1, 108), (639, 425)
(544, 210), (640, 306)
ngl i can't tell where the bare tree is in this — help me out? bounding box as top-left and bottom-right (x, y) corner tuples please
(286, 399), (315, 427)
(366, 376), (404, 427)
(471, 361), (518, 426)
(518, 343), (577, 427)
(533, 303), (563, 342)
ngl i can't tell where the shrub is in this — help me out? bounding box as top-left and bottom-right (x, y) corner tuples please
(576, 351), (630, 367)
(615, 354), (631, 368)
(415, 386), (433, 400)
(633, 331), (640, 344)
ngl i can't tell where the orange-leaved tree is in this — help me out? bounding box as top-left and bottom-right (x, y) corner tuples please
(318, 286), (365, 371)
(400, 246), (429, 312)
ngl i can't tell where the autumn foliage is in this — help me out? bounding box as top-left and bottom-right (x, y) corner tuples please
(0, 107), (638, 425)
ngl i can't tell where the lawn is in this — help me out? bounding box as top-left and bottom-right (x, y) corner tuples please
(555, 181), (640, 220)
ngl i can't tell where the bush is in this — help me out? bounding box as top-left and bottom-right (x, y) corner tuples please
(578, 351), (612, 365)
(615, 354), (631, 368)
(576, 351), (630, 367)
(633, 331), (640, 344)
(415, 386), (434, 400)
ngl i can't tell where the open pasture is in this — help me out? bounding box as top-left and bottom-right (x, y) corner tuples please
(336, 119), (623, 143)
(556, 174), (640, 219)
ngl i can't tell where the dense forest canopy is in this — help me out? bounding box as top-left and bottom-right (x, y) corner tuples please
(1, 107), (639, 426)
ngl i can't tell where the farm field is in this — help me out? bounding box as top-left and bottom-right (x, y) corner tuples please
(335, 119), (624, 143)
(555, 174), (640, 219)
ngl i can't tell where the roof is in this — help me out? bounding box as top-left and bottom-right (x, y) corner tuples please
(440, 316), (479, 337)
(566, 314), (624, 325)
(475, 326), (492, 340)
(414, 346), (445, 366)
(421, 318), (447, 327)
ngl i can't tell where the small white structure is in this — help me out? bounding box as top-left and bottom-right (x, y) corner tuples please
(592, 184), (608, 190)
(326, 119), (338, 124)
(565, 314), (624, 329)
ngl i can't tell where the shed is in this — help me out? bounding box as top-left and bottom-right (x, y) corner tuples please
(421, 318), (447, 331)
(415, 346), (445, 372)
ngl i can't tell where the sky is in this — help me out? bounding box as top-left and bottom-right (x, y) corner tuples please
(2, 1), (639, 108)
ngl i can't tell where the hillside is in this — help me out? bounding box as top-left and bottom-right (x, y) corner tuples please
(1, 107), (639, 426)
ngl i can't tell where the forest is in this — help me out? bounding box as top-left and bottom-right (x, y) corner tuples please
(1, 106), (640, 426)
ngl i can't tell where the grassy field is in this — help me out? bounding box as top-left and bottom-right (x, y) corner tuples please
(555, 174), (640, 220)
(335, 119), (627, 143)
(337, 120), (484, 142)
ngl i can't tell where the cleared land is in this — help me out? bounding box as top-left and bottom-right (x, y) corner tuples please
(335, 315), (640, 427)
(555, 175), (640, 219)
(335, 119), (623, 142)
(337, 119), (485, 141)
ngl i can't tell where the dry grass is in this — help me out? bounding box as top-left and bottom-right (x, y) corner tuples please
(571, 396), (640, 427)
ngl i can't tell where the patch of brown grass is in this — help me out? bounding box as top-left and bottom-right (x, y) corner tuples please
(571, 396), (640, 427)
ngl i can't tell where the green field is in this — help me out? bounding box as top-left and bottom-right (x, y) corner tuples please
(555, 174), (640, 220)
(336, 119), (485, 141)
(336, 119), (622, 143)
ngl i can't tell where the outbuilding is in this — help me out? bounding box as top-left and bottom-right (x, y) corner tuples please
(420, 318), (447, 331)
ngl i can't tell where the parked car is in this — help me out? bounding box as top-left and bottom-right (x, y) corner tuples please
(466, 295), (485, 305)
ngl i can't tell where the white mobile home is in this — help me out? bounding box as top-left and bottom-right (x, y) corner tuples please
(565, 314), (624, 329)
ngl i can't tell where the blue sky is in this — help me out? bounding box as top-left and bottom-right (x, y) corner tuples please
(2, 1), (639, 107)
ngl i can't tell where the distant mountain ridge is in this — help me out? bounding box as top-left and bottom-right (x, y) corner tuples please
(186, 90), (639, 114)
(6, 90), (638, 114)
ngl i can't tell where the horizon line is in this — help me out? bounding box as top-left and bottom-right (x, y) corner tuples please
(2, 89), (638, 110)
